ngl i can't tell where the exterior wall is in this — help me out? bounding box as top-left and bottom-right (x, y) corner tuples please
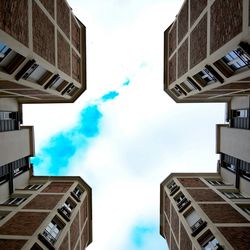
(164, 0), (250, 103)
(160, 173), (250, 249)
(0, 98), (19, 111)
(0, 0), (86, 104)
(217, 126), (250, 163)
(230, 95), (250, 109)
(0, 126), (34, 166)
(0, 177), (92, 250)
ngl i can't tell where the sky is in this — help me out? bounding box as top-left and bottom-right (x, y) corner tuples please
(23, 0), (225, 249)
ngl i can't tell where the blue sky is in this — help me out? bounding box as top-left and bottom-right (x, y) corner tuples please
(24, 0), (225, 249)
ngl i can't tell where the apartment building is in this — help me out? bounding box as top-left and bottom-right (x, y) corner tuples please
(0, 0), (86, 103)
(164, 0), (250, 103)
(0, 172), (92, 250)
(160, 172), (250, 250)
(160, 94), (250, 249)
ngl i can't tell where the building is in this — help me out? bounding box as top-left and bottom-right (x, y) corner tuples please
(164, 0), (250, 103)
(0, 173), (92, 250)
(160, 94), (250, 249)
(160, 171), (250, 250)
(0, 0), (86, 103)
(0, 98), (92, 250)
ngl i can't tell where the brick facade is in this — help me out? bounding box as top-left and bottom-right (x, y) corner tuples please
(39, 0), (54, 18)
(80, 198), (88, 228)
(190, 15), (207, 69)
(57, 31), (70, 75)
(171, 232), (179, 250)
(178, 1), (188, 43)
(169, 54), (176, 84)
(24, 194), (63, 210)
(177, 178), (207, 187)
(165, 193), (171, 220)
(72, 50), (81, 82)
(33, 2), (55, 65)
(0, 239), (27, 250)
(190, 0), (207, 26)
(0, 212), (48, 236)
(0, 1), (28, 46)
(42, 182), (73, 193)
(210, 0), (243, 54)
(164, 217), (170, 245)
(171, 205), (179, 243)
(59, 233), (69, 250)
(71, 15), (80, 52)
(199, 204), (249, 223)
(57, 0), (70, 38)
(180, 223), (192, 250)
(218, 227), (250, 250)
(178, 39), (188, 77)
(70, 212), (80, 249)
(169, 22), (177, 56)
(186, 189), (224, 202)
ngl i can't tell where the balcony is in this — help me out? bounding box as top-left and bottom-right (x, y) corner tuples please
(169, 186), (180, 196)
(216, 124), (250, 163)
(177, 198), (191, 212)
(0, 126), (34, 167)
(191, 219), (207, 237)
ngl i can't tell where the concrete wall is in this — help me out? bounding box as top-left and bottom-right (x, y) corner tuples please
(219, 126), (250, 163)
(230, 96), (250, 109)
(0, 126), (34, 166)
(0, 98), (18, 111)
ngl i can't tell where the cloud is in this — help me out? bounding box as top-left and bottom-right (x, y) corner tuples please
(31, 87), (126, 176)
(101, 91), (119, 102)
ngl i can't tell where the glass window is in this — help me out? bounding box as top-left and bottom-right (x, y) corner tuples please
(43, 220), (62, 245)
(73, 187), (83, 199)
(198, 69), (217, 85)
(0, 42), (11, 61)
(202, 236), (220, 250)
(223, 48), (250, 71)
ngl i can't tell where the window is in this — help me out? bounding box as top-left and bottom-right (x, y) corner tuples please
(167, 181), (180, 196)
(185, 209), (207, 236)
(74, 187), (83, 198)
(199, 230), (223, 250)
(198, 69), (217, 85)
(180, 78), (199, 93)
(58, 198), (76, 221)
(26, 184), (43, 190)
(222, 48), (250, 71)
(42, 219), (63, 246)
(3, 197), (26, 206)
(0, 42), (11, 62)
(174, 85), (187, 96)
(223, 191), (245, 199)
(232, 109), (248, 118)
(207, 180), (224, 186)
(174, 192), (191, 212)
(0, 111), (19, 132)
(50, 77), (64, 90)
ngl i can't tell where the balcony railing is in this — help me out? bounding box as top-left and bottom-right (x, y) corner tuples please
(177, 198), (191, 212)
(191, 218), (207, 237)
(169, 185), (180, 196)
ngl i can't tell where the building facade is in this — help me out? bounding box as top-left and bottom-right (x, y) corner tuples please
(160, 172), (250, 250)
(0, 173), (92, 250)
(0, 0), (86, 103)
(164, 0), (250, 103)
(160, 95), (250, 249)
